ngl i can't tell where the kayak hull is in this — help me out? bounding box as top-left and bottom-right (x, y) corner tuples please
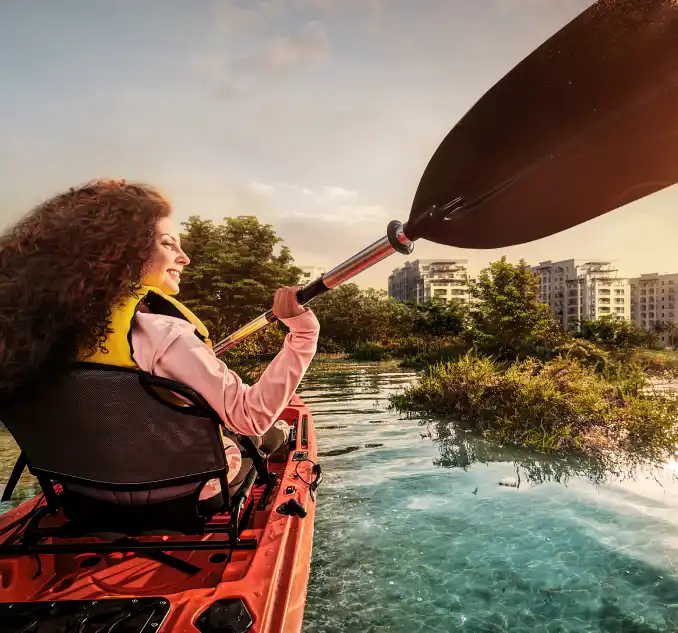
(0, 395), (319, 633)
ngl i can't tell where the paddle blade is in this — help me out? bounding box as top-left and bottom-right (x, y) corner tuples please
(406, 0), (678, 249)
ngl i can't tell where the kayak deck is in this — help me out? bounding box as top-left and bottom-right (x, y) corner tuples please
(0, 395), (320, 633)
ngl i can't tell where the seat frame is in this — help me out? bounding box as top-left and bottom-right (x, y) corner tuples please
(0, 364), (279, 575)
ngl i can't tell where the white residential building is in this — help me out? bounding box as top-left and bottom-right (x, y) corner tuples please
(388, 259), (471, 304)
(529, 259), (630, 330)
(298, 266), (325, 285)
(629, 272), (678, 346)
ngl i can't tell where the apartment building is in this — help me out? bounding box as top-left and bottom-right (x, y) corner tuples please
(529, 259), (630, 330)
(387, 259), (471, 304)
(298, 266), (325, 286)
(629, 272), (678, 345)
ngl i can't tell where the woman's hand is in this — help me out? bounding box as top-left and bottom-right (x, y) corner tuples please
(272, 286), (306, 319)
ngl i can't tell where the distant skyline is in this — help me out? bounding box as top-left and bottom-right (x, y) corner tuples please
(2, 0), (677, 290)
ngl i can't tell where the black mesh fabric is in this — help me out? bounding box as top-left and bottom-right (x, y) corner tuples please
(0, 366), (226, 489)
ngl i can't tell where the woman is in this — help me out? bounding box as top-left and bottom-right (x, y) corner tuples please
(0, 179), (320, 496)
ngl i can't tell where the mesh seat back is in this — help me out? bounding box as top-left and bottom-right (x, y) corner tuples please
(0, 365), (226, 489)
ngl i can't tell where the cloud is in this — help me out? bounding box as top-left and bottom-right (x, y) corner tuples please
(239, 180), (388, 223)
(233, 21), (328, 75)
(192, 18), (329, 98)
(319, 186), (359, 201)
(209, 0), (285, 37)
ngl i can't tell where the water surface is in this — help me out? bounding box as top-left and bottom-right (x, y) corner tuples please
(2, 361), (678, 632)
(299, 361), (678, 633)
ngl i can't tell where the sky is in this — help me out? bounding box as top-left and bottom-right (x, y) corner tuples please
(1, 0), (677, 289)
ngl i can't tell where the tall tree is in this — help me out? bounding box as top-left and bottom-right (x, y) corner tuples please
(408, 299), (469, 338)
(573, 315), (646, 350)
(179, 216), (302, 340)
(469, 256), (562, 357)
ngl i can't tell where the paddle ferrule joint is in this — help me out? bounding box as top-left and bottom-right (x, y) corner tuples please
(387, 220), (414, 255)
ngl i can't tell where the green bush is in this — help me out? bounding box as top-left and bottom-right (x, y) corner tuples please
(317, 338), (345, 354)
(399, 341), (468, 369)
(389, 335), (429, 357)
(350, 341), (392, 361)
(390, 351), (678, 460)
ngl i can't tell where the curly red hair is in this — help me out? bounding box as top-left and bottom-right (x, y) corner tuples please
(0, 179), (171, 398)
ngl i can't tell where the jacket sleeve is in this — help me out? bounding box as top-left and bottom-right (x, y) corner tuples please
(131, 309), (320, 436)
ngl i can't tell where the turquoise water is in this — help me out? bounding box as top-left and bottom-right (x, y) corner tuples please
(299, 362), (678, 633)
(2, 361), (678, 632)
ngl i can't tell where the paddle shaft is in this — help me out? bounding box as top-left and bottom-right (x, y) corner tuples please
(212, 220), (413, 355)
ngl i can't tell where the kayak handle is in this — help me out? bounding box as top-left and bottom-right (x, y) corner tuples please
(309, 464), (322, 502)
(276, 498), (307, 518)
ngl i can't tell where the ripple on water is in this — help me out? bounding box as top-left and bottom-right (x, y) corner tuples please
(299, 361), (678, 633)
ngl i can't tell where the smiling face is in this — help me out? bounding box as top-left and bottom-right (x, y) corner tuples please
(142, 216), (190, 295)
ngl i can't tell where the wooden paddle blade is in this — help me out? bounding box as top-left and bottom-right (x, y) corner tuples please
(406, 0), (678, 249)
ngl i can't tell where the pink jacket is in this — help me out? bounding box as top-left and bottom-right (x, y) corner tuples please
(66, 309), (319, 504)
(131, 308), (320, 437)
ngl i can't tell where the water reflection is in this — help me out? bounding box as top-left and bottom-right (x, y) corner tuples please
(427, 419), (676, 489)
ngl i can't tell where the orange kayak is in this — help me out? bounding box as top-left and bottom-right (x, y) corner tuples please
(0, 393), (321, 633)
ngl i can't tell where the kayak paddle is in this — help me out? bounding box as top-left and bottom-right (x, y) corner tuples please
(214, 0), (678, 354)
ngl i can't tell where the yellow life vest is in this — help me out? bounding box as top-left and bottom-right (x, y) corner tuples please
(80, 285), (212, 368)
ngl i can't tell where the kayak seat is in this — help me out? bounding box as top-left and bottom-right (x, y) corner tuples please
(0, 363), (270, 542)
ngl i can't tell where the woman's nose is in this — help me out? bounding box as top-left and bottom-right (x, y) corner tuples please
(176, 248), (190, 265)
